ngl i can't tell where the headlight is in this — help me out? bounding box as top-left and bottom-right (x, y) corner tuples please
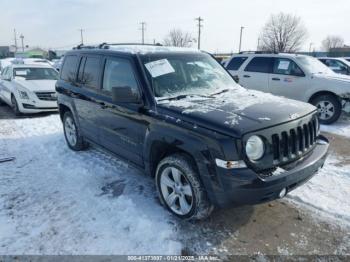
(245, 135), (265, 161)
(19, 91), (29, 100)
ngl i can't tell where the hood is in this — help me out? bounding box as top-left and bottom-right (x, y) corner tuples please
(157, 87), (316, 137)
(314, 72), (350, 83)
(14, 79), (57, 92)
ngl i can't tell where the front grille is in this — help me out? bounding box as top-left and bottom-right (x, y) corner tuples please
(271, 118), (317, 165)
(35, 92), (57, 101)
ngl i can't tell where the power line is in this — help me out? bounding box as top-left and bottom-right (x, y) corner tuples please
(139, 22), (146, 44)
(195, 17), (203, 50)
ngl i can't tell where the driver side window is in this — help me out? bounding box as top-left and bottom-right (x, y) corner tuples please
(273, 58), (304, 76)
(102, 58), (139, 94)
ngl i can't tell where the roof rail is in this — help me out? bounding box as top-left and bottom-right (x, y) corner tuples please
(238, 51), (279, 54)
(73, 42), (163, 50)
(73, 44), (99, 50)
(98, 42), (163, 49)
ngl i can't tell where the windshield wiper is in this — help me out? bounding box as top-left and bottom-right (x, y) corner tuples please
(157, 93), (212, 102)
(210, 88), (230, 96)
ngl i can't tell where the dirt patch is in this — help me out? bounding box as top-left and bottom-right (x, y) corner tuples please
(181, 201), (349, 255)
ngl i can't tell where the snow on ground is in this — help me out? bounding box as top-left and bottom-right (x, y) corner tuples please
(321, 115), (350, 138)
(287, 155), (350, 226)
(0, 114), (181, 254)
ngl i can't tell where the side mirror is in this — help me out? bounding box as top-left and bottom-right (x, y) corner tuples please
(112, 86), (140, 104)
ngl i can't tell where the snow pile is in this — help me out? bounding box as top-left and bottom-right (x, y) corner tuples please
(0, 114), (181, 254)
(321, 115), (350, 138)
(288, 155), (350, 225)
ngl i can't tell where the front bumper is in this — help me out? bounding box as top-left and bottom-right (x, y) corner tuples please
(16, 93), (58, 114)
(207, 135), (329, 207)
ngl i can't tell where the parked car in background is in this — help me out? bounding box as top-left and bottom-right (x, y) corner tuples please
(56, 44), (329, 220)
(342, 57), (350, 62)
(224, 52), (350, 124)
(0, 64), (59, 115)
(52, 57), (64, 71)
(318, 57), (350, 75)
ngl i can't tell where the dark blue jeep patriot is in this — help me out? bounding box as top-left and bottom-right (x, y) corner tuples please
(56, 44), (329, 220)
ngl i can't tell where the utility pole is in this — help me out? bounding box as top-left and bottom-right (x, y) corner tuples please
(309, 42), (314, 54)
(20, 34), (24, 52)
(79, 29), (84, 45)
(195, 17), (203, 50)
(257, 37), (261, 51)
(140, 22), (146, 44)
(13, 29), (18, 52)
(238, 26), (244, 53)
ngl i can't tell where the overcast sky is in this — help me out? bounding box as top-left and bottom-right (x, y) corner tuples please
(0, 0), (349, 53)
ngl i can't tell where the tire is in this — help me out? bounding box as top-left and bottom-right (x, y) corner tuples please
(155, 153), (213, 220)
(63, 111), (88, 151)
(311, 94), (341, 125)
(11, 95), (21, 116)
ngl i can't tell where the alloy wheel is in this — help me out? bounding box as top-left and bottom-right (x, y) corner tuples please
(64, 116), (77, 146)
(160, 166), (194, 216)
(316, 100), (335, 121)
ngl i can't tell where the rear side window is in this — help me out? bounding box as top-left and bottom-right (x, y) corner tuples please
(102, 57), (139, 94)
(244, 57), (273, 73)
(60, 55), (78, 82)
(81, 56), (101, 89)
(226, 57), (248, 70)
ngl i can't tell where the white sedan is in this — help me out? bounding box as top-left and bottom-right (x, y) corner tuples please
(0, 64), (59, 115)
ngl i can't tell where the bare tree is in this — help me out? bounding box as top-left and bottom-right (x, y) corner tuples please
(259, 13), (308, 53)
(163, 29), (193, 47)
(322, 35), (344, 51)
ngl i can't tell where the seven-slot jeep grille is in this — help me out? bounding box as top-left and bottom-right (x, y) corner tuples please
(35, 92), (57, 101)
(271, 117), (318, 165)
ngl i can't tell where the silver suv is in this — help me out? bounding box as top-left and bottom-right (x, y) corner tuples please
(224, 52), (350, 124)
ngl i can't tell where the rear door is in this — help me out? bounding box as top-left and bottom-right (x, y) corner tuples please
(97, 55), (148, 166)
(238, 57), (273, 92)
(73, 55), (104, 143)
(268, 57), (309, 101)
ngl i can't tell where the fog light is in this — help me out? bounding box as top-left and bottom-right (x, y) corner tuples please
(279, 188), (287, 198)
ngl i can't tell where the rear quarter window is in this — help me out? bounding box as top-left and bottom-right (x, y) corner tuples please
(244, 57), (273, 73)
(60, 55), (79, 82)
(226, 57), (248, 70)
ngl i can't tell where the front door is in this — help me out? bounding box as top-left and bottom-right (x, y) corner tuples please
(268, 58), (309, 101)
(97, 56), (149, 166)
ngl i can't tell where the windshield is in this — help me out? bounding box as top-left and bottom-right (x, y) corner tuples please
(296, 56), (334, 75)
(14, 67), (58, 80)
(140, 53), (239, 98)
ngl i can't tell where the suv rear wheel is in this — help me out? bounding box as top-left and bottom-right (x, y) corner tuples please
(63, 111), (88, 151)
(155, 153), (213, 220)
(311, 94), (341, 125)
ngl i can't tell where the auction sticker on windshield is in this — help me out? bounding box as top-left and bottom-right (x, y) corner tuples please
(145, 59), (175, 78)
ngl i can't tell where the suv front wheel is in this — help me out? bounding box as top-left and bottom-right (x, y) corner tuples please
(155, 153), (213, 220)
(63, 111), (88, 151)
(311, 94), (341, 125)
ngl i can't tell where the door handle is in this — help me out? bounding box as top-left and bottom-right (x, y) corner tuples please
(243, 75), (251, 78)
(272, 77), (280, 81)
